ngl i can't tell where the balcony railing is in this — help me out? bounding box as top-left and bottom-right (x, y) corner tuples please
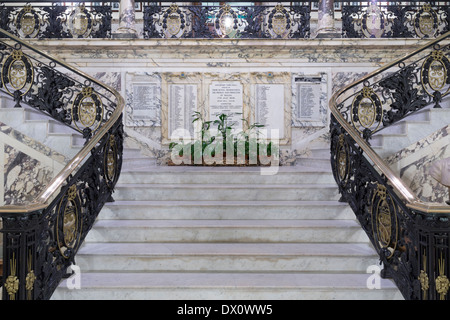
(0, 2), (112, 39)
(1, 1), (449, 40)
(330, 31), (450, 300)
(341, 1), (450, 38)
(0, 28), (124, 300)
(143, 3), (310, 39)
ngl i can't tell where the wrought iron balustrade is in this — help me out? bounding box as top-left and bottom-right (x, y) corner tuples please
(341, 1), (450, 39)
(0, 2), (112, 39)
(330, 31), (450, 300)
(143, 3), (310, 39)
(0, 28), (123, 300)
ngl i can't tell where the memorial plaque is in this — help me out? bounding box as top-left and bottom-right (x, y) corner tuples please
(255, 84), (285, 139)
(294, 76), (322, 122)
(131, 83), (160, 125)
(168, 84), (197, 137)
(209, 81), (244, 130)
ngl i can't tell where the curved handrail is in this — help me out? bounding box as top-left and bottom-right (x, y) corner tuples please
(330, 31), (450, 214)
(0, 27), (124, 214)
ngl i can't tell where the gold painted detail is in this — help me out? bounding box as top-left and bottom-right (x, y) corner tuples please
(5, 253), (19, 300)
(419, 250), (429, 299)
(436, 254), (450, 300)
(336, 134), (349, 184)
(272, 4), (288, 36)
(421, 50), (450, 98)
(351, 86), (382, 133)
(72, 87), (103, 132)
(371, 184), (397, 259)
(68, 4), (92, 38)
(16, 4), (41, 38)
(166, 4), (182, 36)
(415, 4), (437, 38)
(26, 250), (35, 300)
(57, 184), (82, 258)
(105, 135), (117, 186)
(1, 49), (34, 97)
(25, 271), (36, 292)
(63, 185), (78, 248)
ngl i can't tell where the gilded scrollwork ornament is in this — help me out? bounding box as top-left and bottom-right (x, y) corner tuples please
(72, 86), (104, 133)
(56, 184), (82, 259)
(1, 49), (34, 98)
(421, 50), (450, 107)
(351, 86), (383, 136)
(370, 184), (398, 260)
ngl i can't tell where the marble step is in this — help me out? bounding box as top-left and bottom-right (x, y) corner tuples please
(100, 200), (354, 220)
(118, 166), (336, 185)
(113, 183), (341, 201)
(75, 242), (379, 273)
(0, 108), (83, 157)
(295, 157), (331, 169)
(53, 272), (402, 300)
(84, 219), (368, 243)
(372, 108), (450, 158)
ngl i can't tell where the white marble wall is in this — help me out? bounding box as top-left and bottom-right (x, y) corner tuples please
(27, 37), (428, 166)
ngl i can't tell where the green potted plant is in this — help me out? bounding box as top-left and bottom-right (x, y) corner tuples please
(168, 112), (278, 166)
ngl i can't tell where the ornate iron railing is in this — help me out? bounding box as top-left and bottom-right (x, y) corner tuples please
(330, 31), (450, 300)
(0, 28), (123, 300)
(0, 2), (112, 39)
(341, 1), (450, 38)
(143, 3), (310, 39)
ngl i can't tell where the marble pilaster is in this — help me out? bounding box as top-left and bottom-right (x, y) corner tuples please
(113, 0), (138, 39)
(315, 0), (340, 39)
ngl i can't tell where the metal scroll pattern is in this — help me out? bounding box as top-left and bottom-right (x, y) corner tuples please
(0, 40), (116, 138)
(143, 3), (310, 39)
(0, 3), (112, 39)
(342, 3), (450, 39)
(330, 116), (450, 300)
(336, 43), (450, 141)
(1, 122), (123, 300)
(0, 31), (123, 299)
(331, 31), (450, 299)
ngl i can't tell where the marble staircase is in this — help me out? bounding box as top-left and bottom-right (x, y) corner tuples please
(370, 103), (450, 159)
(0, 96), (84, 159)
(52, 161), (402, 300)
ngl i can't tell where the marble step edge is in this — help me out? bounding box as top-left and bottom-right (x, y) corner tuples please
(114, 183), (340, 189)
(100, 200), (354, 220)
(89, 219), (361, 228)
(77, 242), (377, 258)
(54, 272), (401, 292)
(85, 219), (367, 243)
(105, 199), (349, 208)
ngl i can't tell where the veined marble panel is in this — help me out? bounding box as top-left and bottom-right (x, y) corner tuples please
(386, 125), (450, 204)
(0, 122), (66, 206)
(26, 37), (428, 167)
(31, 38), (426, 68)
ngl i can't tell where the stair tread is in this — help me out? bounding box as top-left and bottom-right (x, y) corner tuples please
(120, 166), (332, 173)
(106, 199), (349, 206)
(58, 272), (398, 289)
(91, 219), (360, 228)
(78, 242), (376, 256)
(115, 183), (339, 188)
